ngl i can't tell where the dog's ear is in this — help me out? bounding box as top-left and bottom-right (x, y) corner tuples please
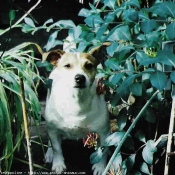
(42, 50), (65, 66)
(89, 42), (111, 66)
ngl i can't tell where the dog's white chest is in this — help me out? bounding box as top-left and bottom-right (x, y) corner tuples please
(45, 86), (108, 139)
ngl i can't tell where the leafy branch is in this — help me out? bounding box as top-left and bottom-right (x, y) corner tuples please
(0, 0), (41, 36)
(103, 90), (159, 174)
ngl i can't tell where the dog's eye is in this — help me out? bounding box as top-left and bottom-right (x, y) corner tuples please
(64, 64), (71, 68)
(85, 63), (94, 70)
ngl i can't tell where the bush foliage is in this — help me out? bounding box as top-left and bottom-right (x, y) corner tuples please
(1, 0), (175, 174)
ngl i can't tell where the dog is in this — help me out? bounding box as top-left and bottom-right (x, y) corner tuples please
(43, 45), (110, 175)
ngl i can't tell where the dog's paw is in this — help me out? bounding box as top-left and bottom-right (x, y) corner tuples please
(45, 148), (53, 163)
(52, 160), (66, 174)
(92, 162), (105, 175)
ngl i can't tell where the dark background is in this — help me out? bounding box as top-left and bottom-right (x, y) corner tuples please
(0, 0), (92, 51)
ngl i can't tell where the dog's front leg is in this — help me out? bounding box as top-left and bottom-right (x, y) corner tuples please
(45, 129), (66, 173)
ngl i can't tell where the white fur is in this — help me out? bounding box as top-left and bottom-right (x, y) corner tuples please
(44, 52), (110, 175)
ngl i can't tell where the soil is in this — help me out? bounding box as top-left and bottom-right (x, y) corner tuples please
(12, 139), (94, 175)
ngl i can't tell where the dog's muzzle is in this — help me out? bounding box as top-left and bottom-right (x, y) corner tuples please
(74, 74), (86, 88)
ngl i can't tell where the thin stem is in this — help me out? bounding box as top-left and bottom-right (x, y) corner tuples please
(14, 157), (48, 170)
(164, 85), (175, 175)
(103, 90), (159, 175)
(0, 0), (41, 36)
(19, 77), (33, 175)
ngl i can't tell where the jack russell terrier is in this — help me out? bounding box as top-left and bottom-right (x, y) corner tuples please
(43, 45), (110, 175)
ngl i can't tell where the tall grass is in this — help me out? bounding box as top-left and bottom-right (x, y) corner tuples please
(0, 42), (42, 172)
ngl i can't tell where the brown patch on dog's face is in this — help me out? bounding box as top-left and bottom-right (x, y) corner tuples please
(56, 53), (97, 87)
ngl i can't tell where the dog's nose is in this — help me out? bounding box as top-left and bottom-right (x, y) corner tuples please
(75, 74), (86, 84)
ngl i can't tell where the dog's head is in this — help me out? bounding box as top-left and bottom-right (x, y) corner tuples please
(42, 43), (109, 90)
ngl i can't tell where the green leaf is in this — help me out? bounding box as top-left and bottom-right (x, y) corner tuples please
(24, 83), (41, 120)
(138, 12), (149, 20)
(140, 20), (158, 34)
(146, 140), (157, 153)
(138, 57), (159, 67)
(48, 20), (75, 31)
(170, 71), (175, 84)
(0, 82), (8, 143)
(117, 108), (127, 131)
(157, 50), (175, 67)
(89, 3), (98, 12)
(110, 92), (120, 107)
(2, 60), (33, 85)
(69, 26), (82, 40)
(134, 23), (140, 34)
(24, 17), (35, 27)
(90, 147), (103, 164)
(123, 0), (140, 9)
(123, 9), (138, 23)
(117, 74), (141, 99)
(151, 2), (175, 18)
(106, 41), (118, 57)
(146, 87), (154, 97)
(96, 24), (108, 41)
(140, 162), (150, 174)
(143, 68), (155, 74)
(0, 72), (20, 99)
(57, 20), (75, 29)
(150, 71), (168, 91)
(44, 31), (62, 51)
(107, 25), (131, 41)
(104, 0), (116, 9)
(144, 31), (161, 49)
(9, 10), (15, 21)
(119, 74), (141, 89)
(45, 79), (53, 89)
(134, 130), (146, 143)
(78, 8), (90, 17)
(161, 2), (175, 18)
(122, 154), (136, 173)
(96, 72), (106, 79)
(124, 59), (134, 76)
(130, 82), (142, 96)
(43, 18), (53, 26)
(109, 73), (124, 86)
(165, 78), (171, 91)
(147, 140), (157, 152)
(113, 153), (122, 171)
(143, 107), (156, 123)
(166, 22), (175, 40)
(104, 12), (116, 23)
(84, 14), (103, 27)
(36, 61), (53, 72)
(77, 42), (88, 52)
(22, 24), (34, 33)
(105, 132), (125, 146)
(105, 58), (120, 71)
(142, 140), (157, 164)
(0, 80), (13, 170)
(142, 73), (150, 81)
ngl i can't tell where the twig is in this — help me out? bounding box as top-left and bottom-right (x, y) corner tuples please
(95, 0), (100, 8)
(164, 85), (175, 175)
(0, 0), (41, 36)
(14, 157), (48, 170)
(154, 119), (159, 142)
(103, 90), (159, 175)
(117, 0), (121, 7)
(19, 77), (33, 175)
